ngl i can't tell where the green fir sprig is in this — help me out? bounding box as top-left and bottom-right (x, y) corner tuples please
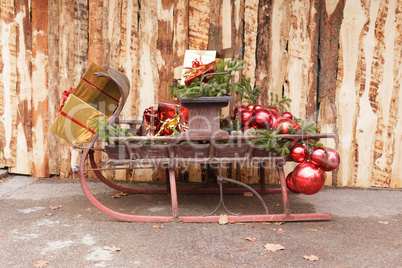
(87, 117), (133, 145)
(169, 56), (246, 99)
(269, 92), (292, 113)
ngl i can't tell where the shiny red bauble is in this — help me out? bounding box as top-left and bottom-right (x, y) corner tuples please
(253, 104), (263, 111)
(236, 110), (253, 129)
(246, 104), (255, 111)
(286, 172), (299, 193)
(290, 144), (307, 162)
(309, 146), (328, 166)
(292, 161), (326, 195)
(273, 118), (301, 134)
(268, 107), (280, 113)
(268, 109), (283, 125)
(281, 111), (293, 120)
(233, 105), (247, 117)
(322, 148), (340, 171)
(248, 108), (272, 130)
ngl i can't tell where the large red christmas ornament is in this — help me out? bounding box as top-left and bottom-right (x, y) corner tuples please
(273, 118), (301, 134)
(309, 146), (328, 166)
(248, 108), (272, 130)
(286, 172), (299, 193)
(281, 111), (293, 120)
(322, 148), (340, 171)
(233, 105), (247, 117)
(290, 144), (307, 162)
(246, 104), (255, 111)
(292, 161), (326, 195)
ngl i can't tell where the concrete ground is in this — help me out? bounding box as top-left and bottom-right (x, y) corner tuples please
(0, 174), (400, 267)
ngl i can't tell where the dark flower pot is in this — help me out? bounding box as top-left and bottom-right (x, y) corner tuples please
(180, 96), (233, 141)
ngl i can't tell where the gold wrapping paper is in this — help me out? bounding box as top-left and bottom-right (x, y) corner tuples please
(73, 62), (121, 116)
(50, 95), (106, 146)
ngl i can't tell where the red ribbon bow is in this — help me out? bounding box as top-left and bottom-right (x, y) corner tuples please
(56, 87), (74, 116)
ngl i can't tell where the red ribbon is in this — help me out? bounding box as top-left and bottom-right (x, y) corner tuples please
(184, 51), (204, 70)
(59, 111), (96, 135)
(81, 78), (119, 103)
(56, 87), (75, 116)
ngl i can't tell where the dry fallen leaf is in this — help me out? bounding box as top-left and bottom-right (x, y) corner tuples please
(49, 205), (62, 210)
(264, 243), (285, 252)
(0, 178), (5, 183)
(273, 228), (285, 234)
(303, 255), (319, 261)
(274, 222), (284, 225)
(103, 246), (121, 252)
(112, 192), (128, 198)
(219, 214), (229, 225)
(306, 228), (318, 232)
(378, 221), (389, 225)
(245, 237), (257, 242)
(34, 260), (49, 267)
(152, 224), (164, 229)
(243, 192), (253, 197)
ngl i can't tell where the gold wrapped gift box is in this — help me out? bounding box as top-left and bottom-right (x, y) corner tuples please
(50, 62), (121, 146)
(73, 63), (121, 116)
(50, 95), (106, 146)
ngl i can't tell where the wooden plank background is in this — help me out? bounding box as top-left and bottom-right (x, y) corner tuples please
(0, 0), (400, 188)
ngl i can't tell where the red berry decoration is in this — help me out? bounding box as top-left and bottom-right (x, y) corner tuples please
(292, 161), (326, 195)
(246, 104), (255, 111)
(322, 148), (340, 171)
(286, 172), (299, 193)
(290, 144), (307, 162)
(248, 108), (272, 130)
(281, 111), (293, 120)
(309, 146), (328, 166)
(233, 105), (247, 117)
(273, 118), (301, 134)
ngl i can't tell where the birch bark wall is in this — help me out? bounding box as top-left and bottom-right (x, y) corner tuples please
(0, 0), (400, 188)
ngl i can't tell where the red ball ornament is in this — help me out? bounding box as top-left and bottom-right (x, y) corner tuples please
(290, 144), (307, 162)
(309, 146), (328, 166)
(248, 108), (272, 130)
(322, 148), (340, 171)
(253, 104), (263, 111)
(286, 172), (299, 193)
(268, 109), (283, 125)
(273, 118), (301, 134)
(233, 105), (247, 117)
(281, 111), (293, 120)
(246, 104), (255, 111)
(269, 107), (280, 113)
(292, 161), (326, 195)
(236, 110), (253, 130)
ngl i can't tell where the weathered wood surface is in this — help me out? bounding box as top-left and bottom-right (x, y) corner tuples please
(0, 0), (401, 188)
